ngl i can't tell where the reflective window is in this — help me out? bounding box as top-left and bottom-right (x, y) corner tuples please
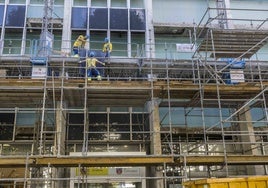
(68, 125), (84, 140)
(27, 5), (43, 18)
(89, 8), (108, 29)
(130, 9), (146, 30)
(91, 0), (107, 7)
(130, 0), (144, 8)
(5, 5), (26, 27)
(111, 0), (127, 8)
(9, 0), (25, 4)
(0, 113), (15, 141)
(0, 5), (4, 26)
(110, 9), (128, 30)
(71, 7), (87, 29)
(54, 0), (64, 5)
(30, 0), (43, 4)
(73, 0), (87, 6)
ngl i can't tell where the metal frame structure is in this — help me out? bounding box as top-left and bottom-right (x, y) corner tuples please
(0, 2), (268, 188)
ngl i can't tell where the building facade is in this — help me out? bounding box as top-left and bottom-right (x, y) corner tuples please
(0, 0), (268, 188)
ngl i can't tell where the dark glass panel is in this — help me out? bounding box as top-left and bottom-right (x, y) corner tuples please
(71, 7), (87, 29)
(109, 114), (130, 124)
(110, 8), (128, 30)
(88, 113), (107, 124)
(68, 125), (84, 140)
(0, 113), (15, 124)
(0, 126), (13, 140)
(69, 113), (84, 124)
(130, 9), (145, 30)
(5, 5), (26, 27)
(0, 5), (4, 27)
(89, 8), (108, 29)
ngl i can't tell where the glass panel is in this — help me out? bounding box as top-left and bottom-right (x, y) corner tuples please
(0, 126), (13, 140)
(108, 145), (140, 152)
(130, 9), (146, 30)
(30, 0), (43, 4)
(53, 6), (64, 18)
(73, 0), (87, 6)
(16, 112), (36, 126)
(9, 0), (25, 4)
(131, 32), (145, 57)
(110, 106), (129, 112)
(71, 7), (87, 29)
(89, 31), (107, 52)
(111, 0), (126, 8)
(89, 8), (108, 29)
(132, 114), (144, 124)
(53, 31), (63, 53)
(130, 0), (144, 8)
(89, 114), (107, 124)
(0, 0), (5, 3)
(91, 0), (107, 7)
(5, 5), (26, 27)
(111, 31), (127, 56)
(54, 0), (64, 5)
(3, 29), (23, 54)
(1, 144), (32, 155)
(109, 114), (130, 124)
(15, 127), (34, 140)
(68, 125), (84, 140)
(27, 5), (43, 18)
(0, 113), (15, 124)
(110, 9), (128, 30)
(69, 113), (84, 124)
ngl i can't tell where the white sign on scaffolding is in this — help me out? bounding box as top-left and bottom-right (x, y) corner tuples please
(176, 43), (196, 52)
(230, 69), (245, 83)
(32, 66), (48, 79)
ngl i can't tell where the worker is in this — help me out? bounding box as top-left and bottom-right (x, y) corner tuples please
(73, 34), (90, 57)
(80, 52), (105, 81)
(102, 37), (112, 58)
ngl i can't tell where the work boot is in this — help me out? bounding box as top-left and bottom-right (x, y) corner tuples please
(97, 75), (102, 81)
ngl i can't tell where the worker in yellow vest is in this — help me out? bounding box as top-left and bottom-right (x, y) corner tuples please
(102, 37), (112, 58)
(73, 34), (89, 57)
(80, 52), (105, 81)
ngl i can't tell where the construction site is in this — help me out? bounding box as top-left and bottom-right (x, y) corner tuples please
(0, 0), (268, 187)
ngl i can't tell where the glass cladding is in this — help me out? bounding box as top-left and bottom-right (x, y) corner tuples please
(111, 0), (127, 8)
(0, 5), (4, 26)
(110, 9), (128, 30)
(71, 7), (88, 29)
(73, 0), (87, 6)
(71, 7), (146, 30)
(91, 0), (107, 7)
(5, 5), (26, 27)
(130, 0), (144, 8)
(89, 8), (108, 29)
(130, 9), (146, 30)
(9, 0), (25, 4)
(30, 0), (43, 4)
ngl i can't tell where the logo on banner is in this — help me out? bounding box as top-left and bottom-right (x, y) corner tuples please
(116, 168), (123, 175)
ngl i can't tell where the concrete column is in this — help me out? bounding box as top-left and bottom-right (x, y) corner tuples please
(147, 99), (163, 188)
(238, 106), (263, 175)
(52, 101), (67, 188)
(144, 0), (155, 58)
(216, 0), (234, 29)
(61, 1), (72, 54)
(224, 0), (234, 29)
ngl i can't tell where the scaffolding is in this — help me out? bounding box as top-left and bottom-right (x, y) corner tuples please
(0, 4), (268, 188)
